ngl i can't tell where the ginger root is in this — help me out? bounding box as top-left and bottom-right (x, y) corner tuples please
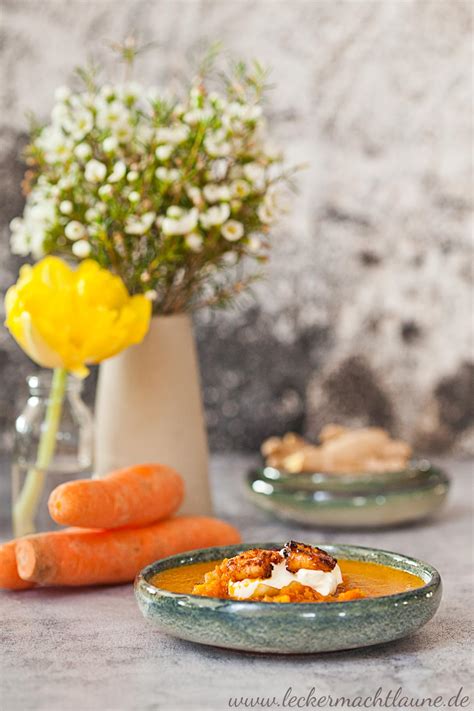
(261, 425), (412, 474)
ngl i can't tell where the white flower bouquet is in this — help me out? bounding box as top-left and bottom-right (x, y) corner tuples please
(11, 46), (293, 313)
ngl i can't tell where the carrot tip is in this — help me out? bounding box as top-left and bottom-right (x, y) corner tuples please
(15, 540), (36, 582)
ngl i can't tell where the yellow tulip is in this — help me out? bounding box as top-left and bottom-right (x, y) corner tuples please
(5, 256), (151, 536)
(5, 256), (151, 377)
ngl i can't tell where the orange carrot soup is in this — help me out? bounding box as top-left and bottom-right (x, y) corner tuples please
(151, 557), (424, 603)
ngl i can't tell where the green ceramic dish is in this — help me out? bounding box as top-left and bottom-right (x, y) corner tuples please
(135, 542), (442, 654)
(246, 462), (449, 528)
(255, 459), (440, 492)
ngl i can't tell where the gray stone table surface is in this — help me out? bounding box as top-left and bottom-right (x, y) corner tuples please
(0, 455), (473, 711)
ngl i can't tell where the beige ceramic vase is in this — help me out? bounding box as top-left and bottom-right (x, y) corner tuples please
(94, 314), (212, 515)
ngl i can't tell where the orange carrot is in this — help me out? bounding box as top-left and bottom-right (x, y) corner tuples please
(15, 516), (240, 587)
(0, 540), (35, 590)
(48, 463), (184, 529)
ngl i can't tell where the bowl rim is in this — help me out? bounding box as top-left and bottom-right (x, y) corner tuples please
(249, 460), (449, 491)
(135, 541), (442, 611)
(246, 476), (450, 505)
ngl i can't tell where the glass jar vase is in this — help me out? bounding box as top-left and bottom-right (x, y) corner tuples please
(11, 372), (94, 536)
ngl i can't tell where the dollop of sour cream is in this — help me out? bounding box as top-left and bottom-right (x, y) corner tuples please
(228, 554), (343, 600)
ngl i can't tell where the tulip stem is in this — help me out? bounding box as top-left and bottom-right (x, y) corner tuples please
(13, 367), (68, 537)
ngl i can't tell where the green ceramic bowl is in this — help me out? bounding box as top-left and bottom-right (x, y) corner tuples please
(255, 459), (441, 492)
(135, 542), (442, 654)
(247, 462), (449, 528)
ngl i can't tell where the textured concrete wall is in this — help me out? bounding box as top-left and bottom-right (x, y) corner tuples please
(0, 0), (472, 454)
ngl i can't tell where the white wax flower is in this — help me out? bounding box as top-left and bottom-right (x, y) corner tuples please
(11, 197), (56, 258)
(265, 184), (288, 214)
(210, 158), (229, 181)
(222, 114), (243, 132)
(51, 103), (69, 128)
(103, 136), (119, 153)
(183, 108), (211, 125)
(99, 84), (114, 99)
(37, 128), (72, 163)
(128, 191), (140, 203)
(231, 180), (250, 198)
(124, 218), (146, 235)
(108, 161), (127, 183)
(204, 138), (231, 158)
(96, 100), (128, 129)
(135, 125), (153, 144)
(9, 218), (29, 256)
(221, 220), (244, 242)
(155, 145), (173, 161)
(186, 186), (202, 206)
(65, 221), (87, 241)
(199, 204), (231, 229)
(69, 94), (83, 109)
(203, 184), (231, 203)
(59, 200), (73, 215)
(118, 81), (142, 103)
(243, 162), (265, 184)
(227, 101), (246, 118)
(247, 233), (262, 253)
(185, 233), (203, 252)
(112, 121), (133, 143)
(162, 208), (198, 236)
(98, 184), (113, 199)
(257, 186), (287, 225)
(156, 167), (180, 182)
(85, 159), (107, 183)
(209, 128), (227, 143)
(85, 208), (100, 222)
(74, 142), (92, 160)
(167, 206), (184, 218)
(9, 217), (23, 233)
(257, 203), (274, 224)
(222, 251), (238, 266)
(243, 105), (263, 121)
(58, 175), (75, 190)
(155, 126), (189, 144)
(64, 109), (93, 141)
(29, 200), (56, 225)
(124, 211), (156, 235)
(54, 86), (71, 102)
(263, 140), (282, 161)
(72, 239), (91, 257)
(141, 212), (156, 229)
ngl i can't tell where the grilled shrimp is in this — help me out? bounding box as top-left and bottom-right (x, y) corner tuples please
(282, 540), (337, 573)
(224, 548), (282, 581)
